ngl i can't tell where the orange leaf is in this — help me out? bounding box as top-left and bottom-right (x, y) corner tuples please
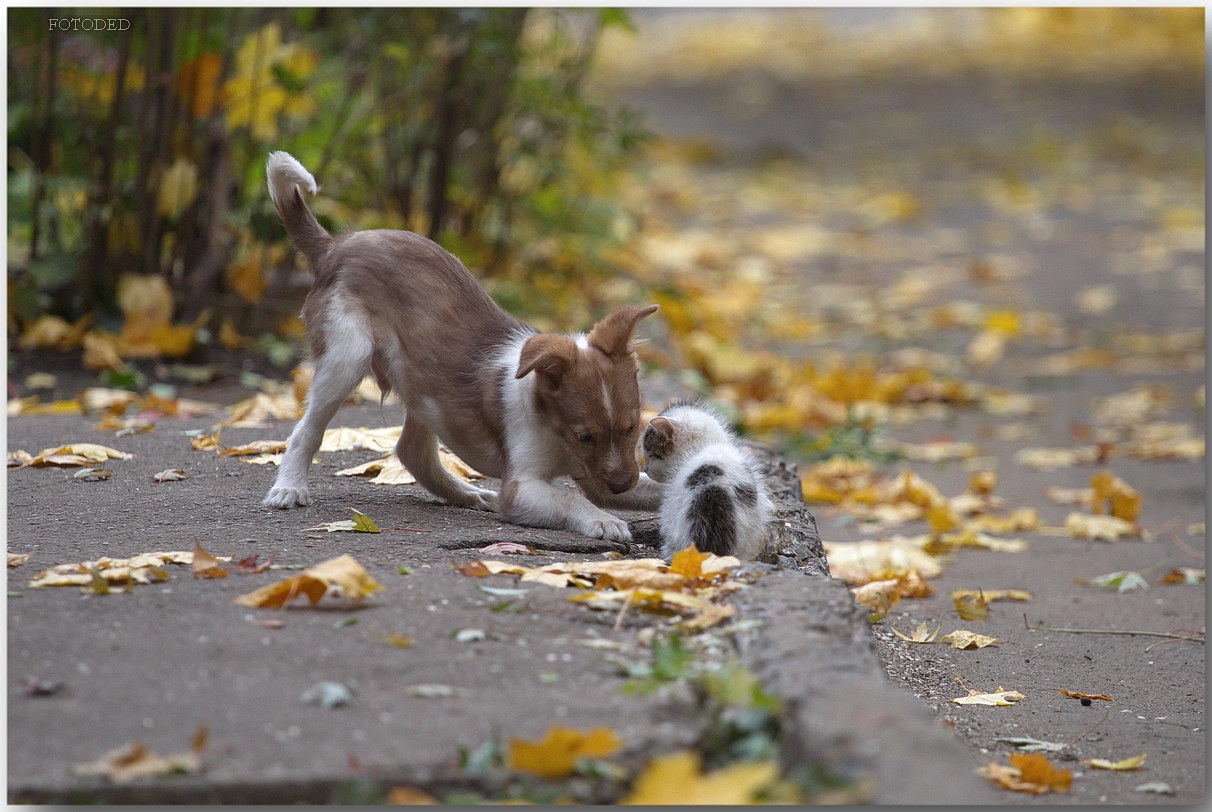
(1011, 753), (1072, 793)
(191, 540), (228, 579)
(507, 726), (621, 779)
(668, 545), (710, 578)
(1057, 689), (1112, 702)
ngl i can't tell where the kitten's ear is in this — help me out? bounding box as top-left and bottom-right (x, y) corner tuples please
(649, 416), (677, 440)
(643, 416), (678, 458)
(517, 334), (577, 388)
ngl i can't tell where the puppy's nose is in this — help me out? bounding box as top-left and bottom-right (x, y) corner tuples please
(607, 475), (633, 495)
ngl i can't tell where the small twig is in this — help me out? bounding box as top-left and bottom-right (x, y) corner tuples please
(1024, 613), (1206, 642)
(1145, 634), (1206, 652)
(1065, 711), (1110, 747)
(1170, 533), (1205, 561)
(613, 590), (635, 631)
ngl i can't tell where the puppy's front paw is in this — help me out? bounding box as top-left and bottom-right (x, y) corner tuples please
(576, 515), (632, 543)
(263, 484), (310, 509)
(465, 486), (498, 512)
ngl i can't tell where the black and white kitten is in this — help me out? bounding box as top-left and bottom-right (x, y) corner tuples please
(641, 401), (773, 560)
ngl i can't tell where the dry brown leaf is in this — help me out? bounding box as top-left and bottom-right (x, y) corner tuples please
(191, 540), (228, 579)
(8, 552), (31, 568)
(851, 579), (901, 617)
(219, 439), (287, 457)
(507, 726), (621, 779)
(28, 551), (199, 588)
(189, 431), (221, 451)
(71, 727), (207, 782)
(1159, 567), (1205, 585)
(153, 468), (186, 482)
(1057, 690), (1112, 702)
(232, 554), (383, 609)
(954, 591), (989, 621)
(21, 443), (133, 467)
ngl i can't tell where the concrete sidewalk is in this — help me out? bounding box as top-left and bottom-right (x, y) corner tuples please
(7, 397), (997, 803)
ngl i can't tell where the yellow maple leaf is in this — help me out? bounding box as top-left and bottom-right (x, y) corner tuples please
(232, 554), (383, 609)
(979, 753), (1070, 794)
(622, 751), (779, 805)
(668, 545), (710, 578)
(507, 726), (621, 779)
(891, 621), (940, 643)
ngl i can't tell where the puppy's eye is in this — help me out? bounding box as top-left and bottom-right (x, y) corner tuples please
(577, 431), (595, 444)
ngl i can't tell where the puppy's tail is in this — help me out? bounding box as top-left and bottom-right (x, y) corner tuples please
(266, 151), (332, 268)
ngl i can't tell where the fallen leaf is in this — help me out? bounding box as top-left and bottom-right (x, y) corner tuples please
(668, 545), (711, 578)
(189, 431), (221, 451)
(1134, 782), (1174, 795)
(851, 578), (901, 618)
(232, 554), (384, 609)
(952, 588), (1032, 603)
(1081, 570), (1147, 593)
(405, 684), (467, 698)
(1015, 446), (1101, 471)
(891, 621), (940, 643)
(507, 726), (621, 779)
(334, 455), (417, 485)
(71, 727), (207, 782)
(219, 439), (287, 457)
(21, 443), (133, 467)
(8, 553), (31, 568)
(822, 536), (943, 585)
(28, 551), (199, 588)
(152, 468), (186, 483)
(305, 508), (382, 534)
(978, 752), (1070, 794)
(991, 736), (1067, 753)
(1159, 567), (1205, 585)
(1089, 471), (1142, 523)
(1065, 512), (1136, 541)
(385, 786), (439, 805)
(1084, 754), (1147, 771)
(1057, 690), (1112, 702)
(191, 540), (228, 579)
(954, 591), (989, 621)
(22, 676), (65, 697)
(239, 453), (287, 465)
(952, 687), (1025, 706)
(73, 467), (112, 482)
(622, 750), (779, 805)
(300, 681), (352, 709)
(940, 630), (1000, 650)
(477, 541), (532, 555)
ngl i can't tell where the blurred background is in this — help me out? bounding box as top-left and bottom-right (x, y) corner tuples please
(8, 7), (1205, 457)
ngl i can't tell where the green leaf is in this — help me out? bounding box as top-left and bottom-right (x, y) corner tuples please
(1086, 570), (1148, 593)
(348, 508), (381, 533)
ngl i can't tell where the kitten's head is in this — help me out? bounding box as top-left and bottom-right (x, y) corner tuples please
(640, 400), (733, 483)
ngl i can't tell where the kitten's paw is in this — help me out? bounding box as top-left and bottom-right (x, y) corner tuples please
(575, 515), (632, 543)
(263, 484), (310, 509)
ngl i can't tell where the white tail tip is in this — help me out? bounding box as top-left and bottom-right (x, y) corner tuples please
(266, 150), (318, 206)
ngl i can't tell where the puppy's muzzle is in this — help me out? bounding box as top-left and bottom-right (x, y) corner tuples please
(606, 474), (635, 495)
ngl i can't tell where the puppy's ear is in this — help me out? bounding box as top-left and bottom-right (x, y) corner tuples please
(517, 334), (577, 387)
(588, 304), (659, 359)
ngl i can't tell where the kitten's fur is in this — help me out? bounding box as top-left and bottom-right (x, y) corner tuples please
(641, 400), (773, 560)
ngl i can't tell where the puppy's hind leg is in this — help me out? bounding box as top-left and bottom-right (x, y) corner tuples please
(397, 418), (497, 511)
(264, 337), (371, 509)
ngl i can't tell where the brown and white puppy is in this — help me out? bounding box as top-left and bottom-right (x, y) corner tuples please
(262, 152), (662, 541)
